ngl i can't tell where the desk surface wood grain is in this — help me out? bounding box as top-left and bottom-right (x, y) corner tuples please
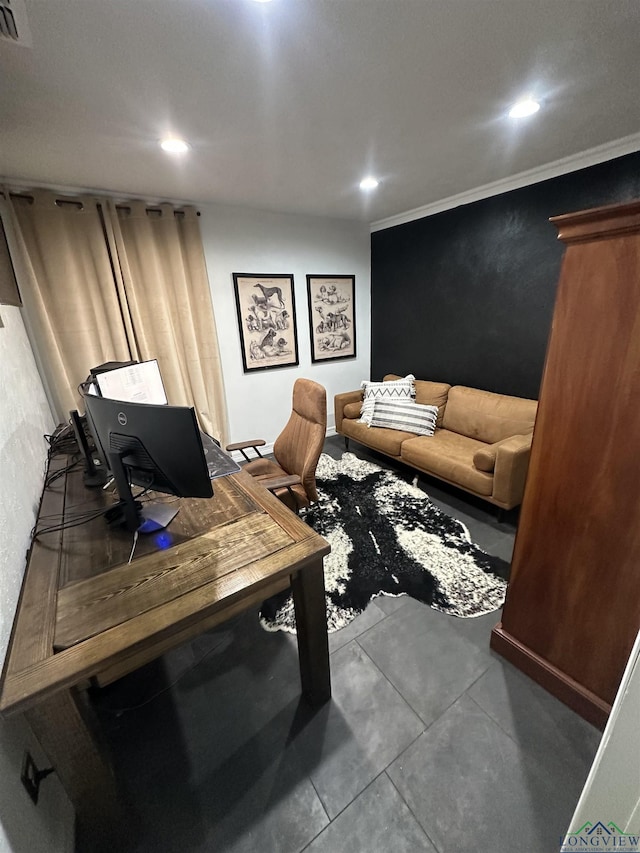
(1, 459), (330, 716)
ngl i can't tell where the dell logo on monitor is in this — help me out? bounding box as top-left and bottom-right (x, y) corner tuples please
(117, 412), (128, 426)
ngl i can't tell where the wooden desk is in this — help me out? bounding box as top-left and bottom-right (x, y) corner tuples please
(0, 455), (331, 838)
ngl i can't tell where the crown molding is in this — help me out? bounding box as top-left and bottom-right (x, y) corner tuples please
(370, 132), (640, 233)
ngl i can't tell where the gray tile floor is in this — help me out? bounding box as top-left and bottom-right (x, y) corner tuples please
(87, 436), (601, 853)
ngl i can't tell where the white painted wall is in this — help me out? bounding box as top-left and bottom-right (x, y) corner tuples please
(198, 203), (371, 446)
(563, 630), (640, 844)
(0, 306), (74, 853)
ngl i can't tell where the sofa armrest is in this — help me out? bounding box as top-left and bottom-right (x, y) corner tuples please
(334, 390), (363, 433)
(490, 433), (533, 509)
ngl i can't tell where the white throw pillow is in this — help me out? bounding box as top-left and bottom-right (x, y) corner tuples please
(359, 374), (415, 426)
(369, 399), (438, 436)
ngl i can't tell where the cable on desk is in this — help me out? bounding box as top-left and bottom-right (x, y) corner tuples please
(40, 421), (85, 491)
(44, 457), (83, 488)
(44, 422), (77, 456)
(34, 504), (111, 528)
(30, 477), (154, 537)
(139, 493), (179, 505)
(127, 530), (139, 564)
(32, 506), (114, 539)
(34, 458), (154, 539)
(39, 503), (104, 520)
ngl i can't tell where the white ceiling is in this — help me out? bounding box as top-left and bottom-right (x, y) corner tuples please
(1, 0), (639, 225)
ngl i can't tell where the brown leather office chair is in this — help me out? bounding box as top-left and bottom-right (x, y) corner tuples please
(226, 378), (327, 513)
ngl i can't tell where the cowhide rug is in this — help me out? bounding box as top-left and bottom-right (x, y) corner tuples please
(259, 452), (509, 634)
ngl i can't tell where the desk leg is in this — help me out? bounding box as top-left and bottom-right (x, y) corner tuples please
(25, 688), (124, 848)
(291, 557), (331, 706)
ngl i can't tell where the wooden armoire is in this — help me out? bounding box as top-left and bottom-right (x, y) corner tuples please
(491, 199), (640, 730)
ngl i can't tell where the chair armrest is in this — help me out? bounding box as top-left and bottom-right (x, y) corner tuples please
(259, 474), (301, 492)
(226, 439), (266, 451)
(334, 390), (363, 433)
(491, 433), (533, 509)
(225, 439), (266, 462)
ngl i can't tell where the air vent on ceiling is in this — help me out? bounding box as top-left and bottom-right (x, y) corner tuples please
(0, 0), (32, 47)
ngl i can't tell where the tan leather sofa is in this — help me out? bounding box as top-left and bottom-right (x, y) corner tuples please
(334, 374), (537, 510)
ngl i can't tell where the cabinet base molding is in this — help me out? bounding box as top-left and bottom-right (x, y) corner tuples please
(490, 623), (610, 730)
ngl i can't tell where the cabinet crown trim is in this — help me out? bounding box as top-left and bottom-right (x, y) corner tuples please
(551, 198), (640, 244)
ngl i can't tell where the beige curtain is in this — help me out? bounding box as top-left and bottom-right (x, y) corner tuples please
(6, 190), (134, 416)
(103, 201), (228, 443)
(5, 189), (228, 444)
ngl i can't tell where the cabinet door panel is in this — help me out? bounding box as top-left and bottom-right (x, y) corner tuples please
(498, 201), (640, 715)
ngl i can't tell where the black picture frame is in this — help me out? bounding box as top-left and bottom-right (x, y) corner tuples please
(232, 273), (299, 372)
(306, 275), (356, 362)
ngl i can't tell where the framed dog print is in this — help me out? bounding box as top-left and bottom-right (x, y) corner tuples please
(307, 275), (356, 362)
(232, 273), (299, 372)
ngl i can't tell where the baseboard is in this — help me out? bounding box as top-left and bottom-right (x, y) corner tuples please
(490, 623), (611, 730)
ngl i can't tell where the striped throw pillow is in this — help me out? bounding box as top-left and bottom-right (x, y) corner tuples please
(359, 374), (415, 425)
(369, 399), (438, 436)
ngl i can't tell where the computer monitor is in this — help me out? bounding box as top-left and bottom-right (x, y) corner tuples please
(94, 359), (167, 405)
(84, 393), (213, 533)
(80, 360), (150, 468)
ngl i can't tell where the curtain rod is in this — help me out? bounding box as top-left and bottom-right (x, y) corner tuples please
(0, 187), (200, 215)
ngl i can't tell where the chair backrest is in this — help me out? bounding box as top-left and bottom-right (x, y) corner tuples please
(273, 378), (327, 503)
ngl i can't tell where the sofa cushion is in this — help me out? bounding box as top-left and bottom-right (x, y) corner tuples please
(359, 374), (415, 425)
(369, 399), (438, 436)
(341, 417), (415, 457)
(472, 432), (533, 474)
(473, 445), (497, 472)
(343, 401), (362, 419)
(384, 374), (451, 426)
(401, 431), (494, 495)
(442, 386), (537, 444)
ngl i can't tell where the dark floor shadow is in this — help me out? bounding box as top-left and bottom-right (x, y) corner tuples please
(84, 656), (205, 853)
(84, 611), (340, 853)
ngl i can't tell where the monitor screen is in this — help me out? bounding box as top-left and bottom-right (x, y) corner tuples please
(84, 393), (213, 533)
(95, 359), (167, 405)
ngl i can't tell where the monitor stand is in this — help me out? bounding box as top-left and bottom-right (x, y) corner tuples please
(137, 503), (180, 534)
(106, 451), (179, 534)
(70, 410), (108, 488)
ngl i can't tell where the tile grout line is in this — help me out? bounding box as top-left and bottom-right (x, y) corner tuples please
(297, 771), (390, 852)
(298, 768), (442, 853)
(298, 771), (332, 851)
(355, 613), (496, 732)
(384, 769), (444, 853)
(354, 636), (427, 732)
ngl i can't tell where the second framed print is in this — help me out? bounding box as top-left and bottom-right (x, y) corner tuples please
(232, 273), (299, 372)
(307, 275), (356, 362)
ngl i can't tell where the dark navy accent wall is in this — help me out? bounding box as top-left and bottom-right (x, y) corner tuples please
(371, 151), (640, 400)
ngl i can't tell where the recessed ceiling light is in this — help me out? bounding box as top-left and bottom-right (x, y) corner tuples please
(160, 137), (190, 154)
(508, 98), (541, 119)
(359, 176), (379, 191)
